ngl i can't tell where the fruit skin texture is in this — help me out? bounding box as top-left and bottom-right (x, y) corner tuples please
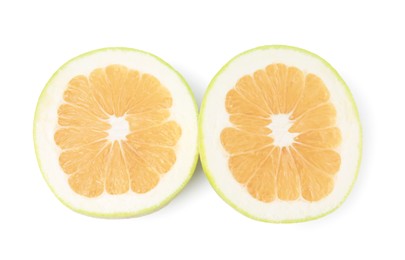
(199, 45), (362, 223)
(33, 47), (199, 218)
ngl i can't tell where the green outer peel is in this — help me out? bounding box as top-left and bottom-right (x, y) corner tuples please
(198, 45), (362, 223)
(33, 47), (199, 218)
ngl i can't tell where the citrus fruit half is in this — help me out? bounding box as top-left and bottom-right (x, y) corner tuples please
(34, 48), (198, 217)
(199, 45), (362, 223)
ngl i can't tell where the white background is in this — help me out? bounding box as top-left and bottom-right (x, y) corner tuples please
(0, 0), (404, 259)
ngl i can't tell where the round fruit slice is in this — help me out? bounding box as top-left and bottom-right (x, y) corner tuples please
(34, 48), (198, 217)
(199, 45), (362, 223)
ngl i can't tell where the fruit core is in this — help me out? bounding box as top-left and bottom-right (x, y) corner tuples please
(268, 114), (298, 148)
(107, 116), (130, 141)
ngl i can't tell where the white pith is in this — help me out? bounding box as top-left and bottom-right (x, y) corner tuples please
(268, 113), (297, 147)
(34, 49), (198, 216)
(107, 116), (130, 142)
(200, 47), (361, 222)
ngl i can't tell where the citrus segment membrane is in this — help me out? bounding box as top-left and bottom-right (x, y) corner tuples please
(199, 46), (361, 222)
(54, 65), (181, 197)
(34, 48), (198, 217)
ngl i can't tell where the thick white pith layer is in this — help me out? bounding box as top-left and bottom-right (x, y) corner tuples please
(200, 47), (361, 222)
(34, 49), (198, 216)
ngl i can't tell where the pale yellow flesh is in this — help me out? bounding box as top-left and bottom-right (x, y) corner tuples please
(221, 64), (341, 202)
(54, 65), (181, 198)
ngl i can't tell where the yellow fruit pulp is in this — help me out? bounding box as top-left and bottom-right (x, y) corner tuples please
(221, 64), (341, 202)
(54, 65), (181, 198)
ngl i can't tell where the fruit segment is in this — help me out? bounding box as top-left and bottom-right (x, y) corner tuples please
(58, 141), (107, 174)
(55, 65), (181, 197)
(289, 103), (336, 132)
(126, 109), (170, 131)
(229, 146), (276, 184)
(126, 74), (172, 114)
(295, 127), (341, 149)
(291, 74), (330, 119)
(292, 144), (341, 175)
(127, 121), (181, 146)
(122, 142), (160, 193)
(221, 64), (341, 202)
(63, 76), (108, 119)
(105, 142), (130, 195)
(67, 143), (111, 197)
(246, 148), (279, 202)
(221, 128), (273, 154)
(277, 148), (300, 200)
(235, 75), (271, 113)
(229, 114), (272, 135)
(54, 128), (108, 149)
(264, 64), (288, 113)
(226, 89), (269, 117)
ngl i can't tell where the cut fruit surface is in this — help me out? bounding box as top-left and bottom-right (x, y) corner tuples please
(199, 45), (362, 223)
(34, 48), (198, 217)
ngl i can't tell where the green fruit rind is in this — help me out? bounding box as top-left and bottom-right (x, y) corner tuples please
(33, 47), (199, 218)
(198, 45), (362, 223)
